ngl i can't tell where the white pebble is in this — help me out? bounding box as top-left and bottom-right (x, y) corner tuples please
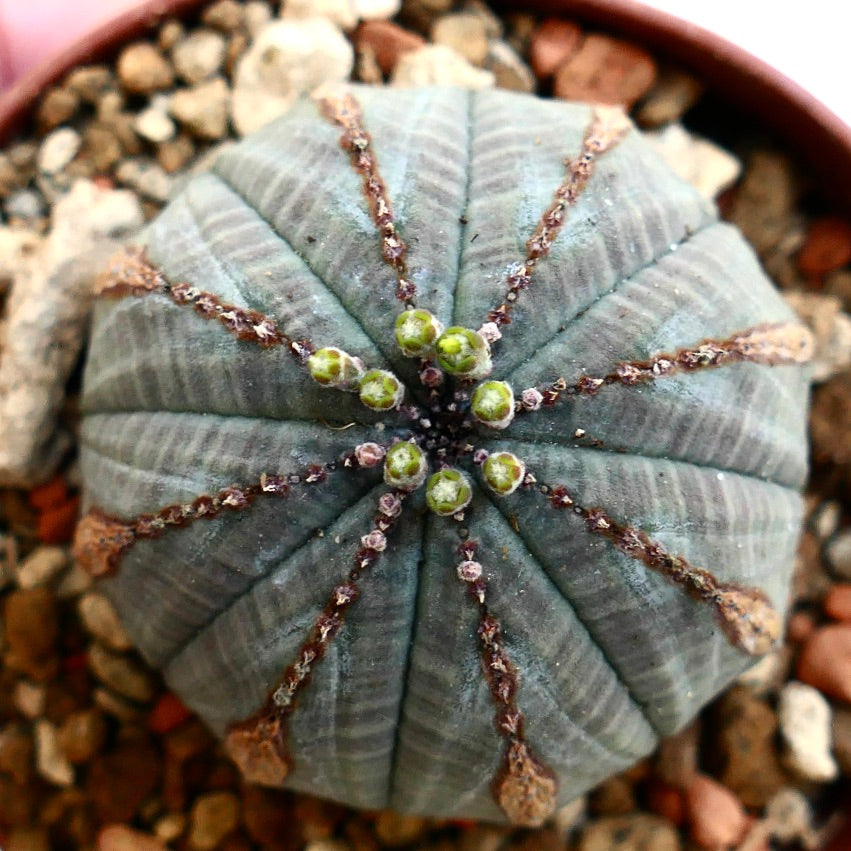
(764, 787), (818, 848)
(392, 44), (495, 89)
(231, 18), (353, 136)
(78, 592), (134, 651)
(778, 680), (838, 782)
(37, 127), (81, 174)
(171, 28), (227, 84)
(13, 680), (46, 718)
(17, 545), (67, 589)
(353, 0), (400, 19)
(282, 0), (358, 30)
(826, 529), (851, 580)
(35, 719), (74, 786)
(134, 106), (177, 143)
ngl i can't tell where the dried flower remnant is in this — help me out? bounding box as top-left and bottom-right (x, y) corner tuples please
(76, 88), (812, 824)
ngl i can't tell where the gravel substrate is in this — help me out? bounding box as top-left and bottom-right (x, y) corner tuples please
(1, 1), (851, 849)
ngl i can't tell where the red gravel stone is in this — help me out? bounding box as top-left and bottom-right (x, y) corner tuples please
(787, 610), (817, 643)
(553, 33), (657, 108)
(147, 692), (193, 734)
(798, 216), (851, 278)
(355, 21), (426, 75)
(824, 584), (851, 621)
(685, 774), (747, 850)
(797, 623), (851, 701)
(644, 778), (686, 826)
(529, 17), (582, 80)
(37, 495), (81, 544)
(28, 474), (68, 511)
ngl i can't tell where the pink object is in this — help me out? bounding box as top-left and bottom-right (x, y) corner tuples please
(797, 623), (851, 702)
(686, 774), (747, 850)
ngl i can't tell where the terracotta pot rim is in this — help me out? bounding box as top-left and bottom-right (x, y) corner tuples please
(0, 0), (849, 208)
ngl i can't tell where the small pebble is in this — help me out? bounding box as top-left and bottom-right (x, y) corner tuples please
(6, 828), (51, 851)
(797, 622), (851, 701)
(36, 87), (80, 132)
(764, 787), (819, 849)
(577, 813), (680, 851)
(685, 774), (747, 850)
(282, 0), (359, 30)
(784, 291), (851, 381)
(355, 0), (401, 19)
(13, 680), (46, 718)
(157, 134), (196, 173)
(154, 812), (187, 843)
(87, 734), (160, 821)
(645, 779), (686, 827)
(3, 588), (59, 681)
(115, 158), (175, 203)
(374, 811), (428, 845)
(635, 66), (703, 127)
(231, 18), (354, 136)
(35, 719), (74, 787)
(171, 77), (231, 140)
(553, 33), (656, 108)
(553, 795), (587, 837)
(201, 0), (244, 32)
(356, 20), (426, 75)
(485, 39), (535, 92)
(826, 529), (851, 580)
(392, 44), (495, 88)
(833, 705), (851, 775)
(65, 65), (115, 103)
(134, 107), (177, 144)
(16, 545), (67, 589)
(0, 724), (33, 783)
(529, 17), (581, 79)
(117, 43), (175, 94)
(78, 592), (133, 651)
(171, 29), (227, 84)
(88, 642), (157, 703)
(811, 499), (842, 540)
(824, 584), (851, 621)
(188, 791), (240, 851)
(37, 127), (81, 174)
(778, 681), (838, 782)
(96, 825), (167, 851)
(244, 0), (273, 36)
(4, 189), (47, 221)
(798, 216), (851, 278)
(304, 842), (351, 851)
(432, 13), (490, 66)
(654, 721), (699, 789)
(57, 708), (107, 764)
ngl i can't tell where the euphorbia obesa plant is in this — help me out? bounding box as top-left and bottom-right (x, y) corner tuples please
(73, 86), (812, 825)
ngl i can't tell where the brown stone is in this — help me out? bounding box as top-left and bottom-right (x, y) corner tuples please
(553, 33), (657, 108)
(529, 17), (581, 80)
(431, 13), (490, 66)
(97, 825), (167, 851)
(645, 779), (686, 827)
(64, 65), (115, 103)
(0, 724), (34, 784)
(797, 622), (851, 702)
(709, 686), (788, 807)
(242, 785), (294, 847)
(57, 709), (108, 764)
(356, 20), (426, 75)
(798, 216), (851, 278)
(6, 827), (51, 851)
(3, 588), (59, 681)
(87, 642), (157, 703)
(188, 791), (240, 851)
(202, 0), (245, 32)
(810, 372), (851, 486)
(87, 733), (160, 822)
(825, 583), (851, 621)
(117, 43), (175, 95)
(374, 811), (429, 846)
(588, 774), (636, 816)
(654, 720), (699, 789)
(685, 774), (747, 850)
(578, 813), (680, 851)
(157, 134), (196, 173)
(81, 123), (123, 173)
(37, 87), (80, 132)
(833, 705), (851, 775)
(635, 66), (703, 128)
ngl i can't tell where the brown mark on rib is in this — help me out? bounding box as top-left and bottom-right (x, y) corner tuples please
(225, 491), (405, 787)
(72, 462), (337, 578)
(318, 91), (416, 305)
(96, 246), (314, 363)
(455, 540), (557, 826)
(486, 106), (631, 330)
(533, 321), (815, 406)
(541, 483), (780, 656)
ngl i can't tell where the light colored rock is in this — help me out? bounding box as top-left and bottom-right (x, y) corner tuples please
(34, 719), (74, 786)
(37, 127), (81, 174)
(13, 680), (46, 718)
(392, 44), (495, 89)
(188, 791), (240, 851)
(811, 499), (841, 542)
(97, 825), (167, 851)
(736, 647), (791, 695)
(282, 0), (359, 30)
(231, 18), (353, 136)
(5, 189), (46, 221)
(115, 158), (175, 203)
(778, 680), (838, 782)
(171, 77), (231, 140)
(154, 812), (187, 843)
(431, 13), (490, 66)
(117, 43), (175, 94)
(765, 787), (819, 849)
(354, 0), (400, 19)
(88, 642), (157, 703)
(646, 123), (741, 199)
(485, 39), (535, 93)
(826, 529), (851, 580)
(0, 181), (143, 486)
(553, 795), (587, 838)
(244, 1), (273, 35)
(16, 545), (67, 589)
(303, 842), (352, 851)
(55, 561), (94, 598)
(78, 593), (134, 651)
(172, 29), (227, 83)
(784, 292), (851, 382)
(134, 106), (176, 143)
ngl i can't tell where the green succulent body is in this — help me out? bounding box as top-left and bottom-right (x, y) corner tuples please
(78, 87), (810, 822)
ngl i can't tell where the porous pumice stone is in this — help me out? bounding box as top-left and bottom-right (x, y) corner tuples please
(77, 86), (810, 822)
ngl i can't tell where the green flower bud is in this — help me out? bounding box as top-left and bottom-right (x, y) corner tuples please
(435, 326), (492, 379)
(426, 468), (472, 516)
(471, 380), (515, 429)
(384, 441), (428, 490)
(358, 369), (405, 410)
(307, 347), (363, 389)
(483, 451), (526, 496)
(394, 309), (444, 358)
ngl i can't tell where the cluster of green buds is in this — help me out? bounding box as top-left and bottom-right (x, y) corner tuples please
(308, 348), (404, 412)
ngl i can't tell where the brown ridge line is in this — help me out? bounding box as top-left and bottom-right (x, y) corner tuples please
(318, 90), (416, 305)
(72, 462), (339, 579)
(531, 321), (815, 405)
(485, 106), (631, 329)
(455, 539), (557, 827)
(224, 490), (406, 788)
(537, 481), (781, 656)
(95, 246), (315, 363)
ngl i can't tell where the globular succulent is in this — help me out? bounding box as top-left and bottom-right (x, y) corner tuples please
(73, 86), (813, 825)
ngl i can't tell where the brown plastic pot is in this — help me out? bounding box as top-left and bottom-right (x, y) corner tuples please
(2, 0), (850, 212)
(0, 0), (849, 211)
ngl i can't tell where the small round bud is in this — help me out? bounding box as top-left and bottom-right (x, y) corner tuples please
(483, 451), (526, 496)
(395, 309), (444, 357)
(435, 326), (492, 379)
(361, 530), (387, 552)
(358, 369), (405, 410)
(521, 387), (543, 411)
(384, 441), (428, 491)
(457, 560), (483, 582)
(308, 347), (363, 389)
(471, 380), (515, 429)
(478, 322), (502, 343)
(426, 468), (472, 516)
(354, 442), (386, 468)
(378, 492), (403, 517)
